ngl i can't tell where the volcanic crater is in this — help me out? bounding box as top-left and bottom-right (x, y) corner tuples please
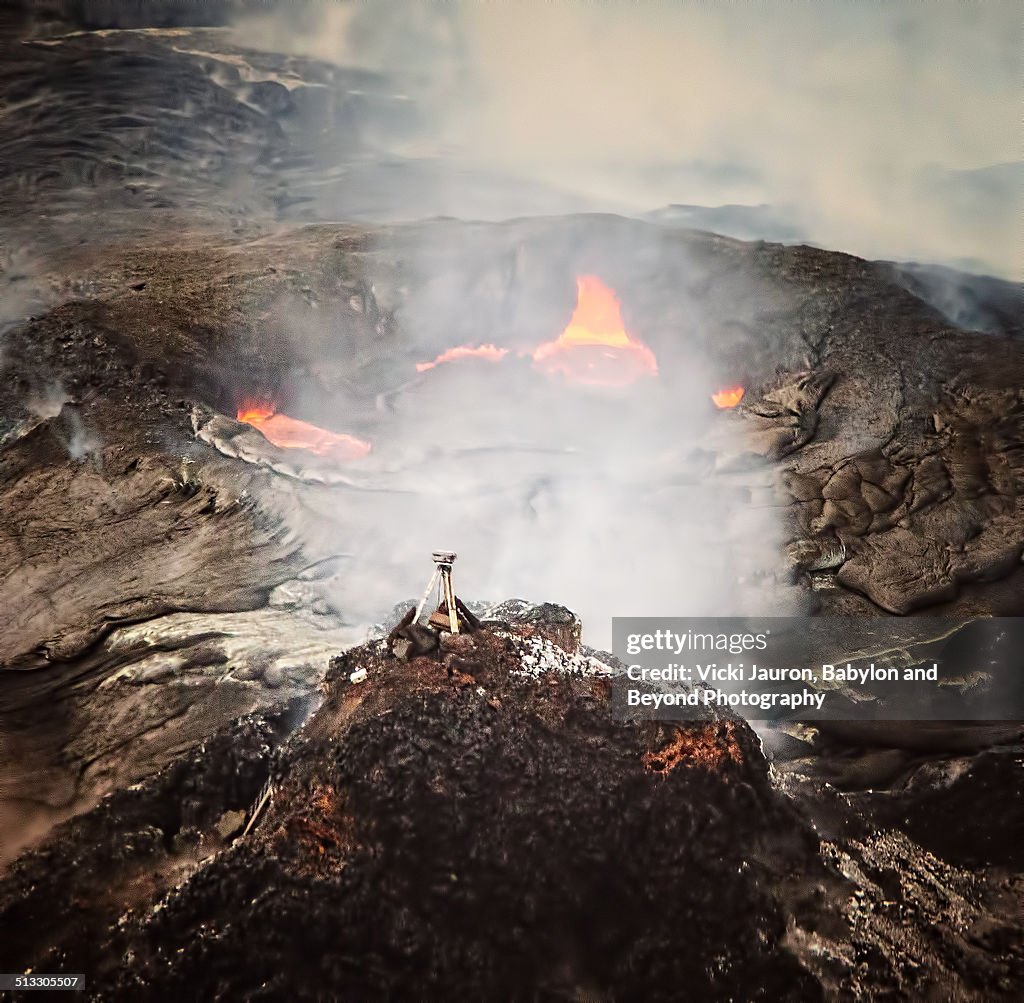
(0, 7), (1021, 1000)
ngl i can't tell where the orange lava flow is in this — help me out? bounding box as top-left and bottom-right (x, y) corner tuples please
(415, 343), (509, 373)
(236, 406), (371, 460)
(532, 275), (658, 387)
(711, 386), (745, 409)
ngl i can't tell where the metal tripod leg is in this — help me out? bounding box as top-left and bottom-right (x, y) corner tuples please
(414, 566), (441, 623)
(442, 568), (460, 634)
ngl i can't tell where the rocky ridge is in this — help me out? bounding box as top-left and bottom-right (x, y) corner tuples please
(1, 611), (1019, 1000)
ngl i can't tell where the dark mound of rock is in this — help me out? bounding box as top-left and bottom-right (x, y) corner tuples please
(863, 747), (1024, 871)
(0, 702), (303, 983)
(0, 626), (990, 1001)
(97, 632), (818, 1000)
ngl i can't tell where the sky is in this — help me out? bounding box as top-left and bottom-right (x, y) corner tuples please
(234, 0), (1022, 278)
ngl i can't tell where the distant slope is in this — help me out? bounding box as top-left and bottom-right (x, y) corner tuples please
(878, 260), (1024, 339)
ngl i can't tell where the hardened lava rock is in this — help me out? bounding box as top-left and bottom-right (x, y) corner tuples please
(47, 629), (1012, 1002)
(98, 633), (817, 1001)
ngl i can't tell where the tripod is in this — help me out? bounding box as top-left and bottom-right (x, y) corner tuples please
(414, 550), (461, 634)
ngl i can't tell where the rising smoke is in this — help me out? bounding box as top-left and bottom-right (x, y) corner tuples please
(245, 217), (797, 647)
(230, 0), (1021, 279)
(223, 0), (1019, 647)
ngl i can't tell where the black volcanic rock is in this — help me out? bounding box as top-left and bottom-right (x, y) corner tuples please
(2, 210), (1022, 871)
(880, 261), (1024, 341)
(103, 636), (819, 1001)
(0, 702), (304, 984)
(2, 628), (1018, 1000)
(478, 598), (583, 653)
(0, 20), (1021, 997)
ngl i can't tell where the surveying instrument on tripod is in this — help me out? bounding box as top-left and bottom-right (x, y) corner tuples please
(414, 550), (461, 634)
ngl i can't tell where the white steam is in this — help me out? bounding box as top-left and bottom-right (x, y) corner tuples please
(231, 0), (1021, 278)
(239, 222), (799, 648)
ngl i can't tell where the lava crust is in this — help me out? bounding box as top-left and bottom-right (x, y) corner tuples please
(2, 627), (1018, 1001)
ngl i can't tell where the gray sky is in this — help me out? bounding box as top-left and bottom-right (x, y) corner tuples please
(237, 0), (1022, 277)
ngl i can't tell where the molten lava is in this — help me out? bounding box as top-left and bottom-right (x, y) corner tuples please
(416, 344), (509, 373)
(532, 275), (658, 387)
(712, 386), (745, 409)
(236, 406), (371, 460)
